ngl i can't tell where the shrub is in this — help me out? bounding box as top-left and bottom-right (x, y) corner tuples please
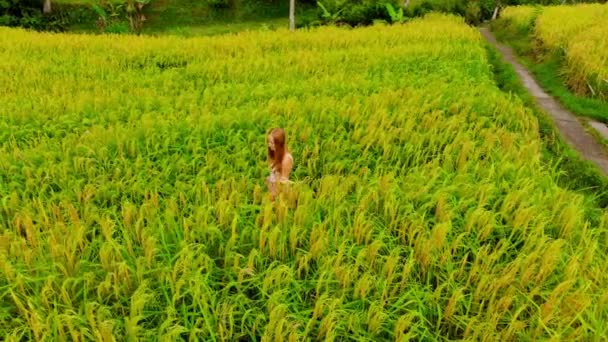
(0, 0), (69, 30)
(314, 0), (398, 26)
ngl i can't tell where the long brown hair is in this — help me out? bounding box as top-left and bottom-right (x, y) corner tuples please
(268, 128), (287, 171)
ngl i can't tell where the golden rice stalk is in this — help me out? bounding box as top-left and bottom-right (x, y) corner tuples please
(443, 287), (464, 322)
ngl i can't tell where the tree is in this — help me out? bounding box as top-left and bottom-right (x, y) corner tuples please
(43, 0), (51, 14)
(492, 0), (501, 20)
(289, 0), (295, 31)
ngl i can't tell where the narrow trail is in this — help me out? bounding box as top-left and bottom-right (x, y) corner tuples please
(479, 27), (608, 175)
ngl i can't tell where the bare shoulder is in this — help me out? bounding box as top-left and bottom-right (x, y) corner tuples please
(283, 153), (294, 168)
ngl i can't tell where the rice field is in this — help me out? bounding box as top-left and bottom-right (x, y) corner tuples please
(1, 13), (608, 340)
(535, 3), (608, 98)
(497, 5), (540, 33)
(533, 4), (608, 52)
(499, 3), (608, 99)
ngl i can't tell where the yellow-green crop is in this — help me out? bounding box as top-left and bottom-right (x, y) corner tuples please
(498, 5), (540, 33)
(1, 13), (608, 340)
(534, 4), (608, 51)
(562, 21), (608, 98)
(534, 3), (608, 98)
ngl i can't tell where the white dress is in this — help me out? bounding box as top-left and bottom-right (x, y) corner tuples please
(268, 154), (293, 188)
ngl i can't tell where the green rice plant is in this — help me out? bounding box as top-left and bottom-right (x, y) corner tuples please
(534, 3), (608, 52)
(565, 23), (608, 99)
(1, 12), (608, 340)
(498, 5), (541, 34)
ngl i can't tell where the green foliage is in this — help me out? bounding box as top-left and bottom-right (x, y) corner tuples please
(106, 18), (129, 32)
(312, 0), (398, 26)
(0, 0), (70, 30)
(295, 5), (322, 27)
(90, 0), (152, 33)
(464, 1), (481, 24)
(205, 0), (232, 9)
(385, 2), (406, 23)
(317, 1), (344, 23)
(407, 0), (467, 19)
(406, 0), (604, 25)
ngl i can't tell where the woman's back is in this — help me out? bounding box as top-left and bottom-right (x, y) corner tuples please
(266, 128), (293, 199)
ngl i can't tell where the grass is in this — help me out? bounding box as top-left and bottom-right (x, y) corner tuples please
(526, 55), (608, 123)
(143, 17), (290, 37)
(491, 5), (608, 123)
(141, 0), (295, 34)
(2, 13), (608, 340)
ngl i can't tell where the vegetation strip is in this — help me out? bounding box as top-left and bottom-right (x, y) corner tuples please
(490, 4), (608, 123)
(480, 27), (608, 175)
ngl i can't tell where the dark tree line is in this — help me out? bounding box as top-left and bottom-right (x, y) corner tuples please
(1, 0), (606, 32)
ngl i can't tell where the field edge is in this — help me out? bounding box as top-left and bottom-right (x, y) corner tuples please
(483, 38), (608, 208)
(489, 13), (608, 124)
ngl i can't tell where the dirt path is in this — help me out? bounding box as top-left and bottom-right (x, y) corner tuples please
(479, 27), (608, 175)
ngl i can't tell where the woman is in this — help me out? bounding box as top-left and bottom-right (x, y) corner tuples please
(266, 127), (293, 200)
